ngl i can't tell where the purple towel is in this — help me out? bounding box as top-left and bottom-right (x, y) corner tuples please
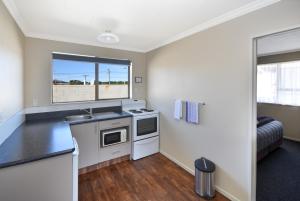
(185, 101), (199, 124)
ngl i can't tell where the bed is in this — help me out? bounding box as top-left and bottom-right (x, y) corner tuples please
(257, 116), (283, 161)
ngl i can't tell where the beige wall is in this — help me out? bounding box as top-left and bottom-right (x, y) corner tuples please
(0, 1), (25, 143)
(146, 0), (300, 200)
(24, 37), (146, 107)
(258, 103), (300, 141)
(258, 50), (300, 64)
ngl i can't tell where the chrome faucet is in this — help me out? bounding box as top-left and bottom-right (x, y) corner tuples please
(81, 108), (93, 116)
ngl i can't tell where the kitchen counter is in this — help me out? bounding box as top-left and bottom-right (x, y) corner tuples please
(0, 110), (132, 169)
(0, 119), (74, 169)
(68, 111), (132, 125)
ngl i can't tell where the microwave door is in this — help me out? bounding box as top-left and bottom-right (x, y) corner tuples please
(103, 132), (121, 146)
(102, 128), (127, 147)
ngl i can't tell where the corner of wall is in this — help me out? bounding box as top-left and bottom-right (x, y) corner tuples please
(0, 0), (26, 146)
(160, 150), (241, 201)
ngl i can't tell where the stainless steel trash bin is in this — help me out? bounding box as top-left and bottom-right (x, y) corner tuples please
(195, 157), (216, 199)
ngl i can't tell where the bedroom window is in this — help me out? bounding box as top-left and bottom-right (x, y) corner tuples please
(257, 60), (300, 106)
(52, 53), (131, 103)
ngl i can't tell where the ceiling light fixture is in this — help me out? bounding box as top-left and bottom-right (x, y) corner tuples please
(97, 30), (120, 44)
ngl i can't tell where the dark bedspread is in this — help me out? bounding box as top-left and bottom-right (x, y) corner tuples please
(257, 117), (283, 161)
(257, 116), (275, 128)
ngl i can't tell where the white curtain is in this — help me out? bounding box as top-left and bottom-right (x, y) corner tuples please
(257, 60), (300, 106)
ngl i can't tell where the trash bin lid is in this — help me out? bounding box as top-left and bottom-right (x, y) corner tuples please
(195, 157), (215, 173)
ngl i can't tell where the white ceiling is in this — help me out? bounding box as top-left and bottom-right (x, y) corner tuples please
(3, 0), (280, 52)
(257, 28), (300, 56)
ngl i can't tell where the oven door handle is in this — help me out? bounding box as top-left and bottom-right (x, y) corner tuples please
(135, 137), (158, 145)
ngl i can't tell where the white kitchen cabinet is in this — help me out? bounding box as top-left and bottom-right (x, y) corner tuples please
(70, 122), (98, 169)
(71, 117), (132, 169)
(98, 142), (131, 162)
(0, 154), (73, 201)
(98, 117), (131, 130)
(98, 117), (132, 162)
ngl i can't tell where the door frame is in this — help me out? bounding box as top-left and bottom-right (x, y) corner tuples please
(251, 26), (300, 201)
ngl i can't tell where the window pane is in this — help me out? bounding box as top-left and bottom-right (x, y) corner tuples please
(277, 61), (300, 105)
(52, 59), (95, 102)
(98, 63), (129, 99)
(257, 64), (277, 103)
(257, 60), (300, 106)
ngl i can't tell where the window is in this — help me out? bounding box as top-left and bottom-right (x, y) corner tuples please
(98, 63), (129, 99)
(257, 60), (300, 106)
(52, 53), (131, 103)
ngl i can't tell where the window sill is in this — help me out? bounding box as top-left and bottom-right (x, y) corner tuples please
(51, 98), (130, 105)
(257, 102), (300, 107)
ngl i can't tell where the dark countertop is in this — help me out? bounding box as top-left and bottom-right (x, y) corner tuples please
(0, 119), (74, 169)
(0, 111), (132, 169)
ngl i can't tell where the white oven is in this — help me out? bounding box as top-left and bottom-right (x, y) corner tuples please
(132, 113), (160, 160)
(122, 99), (160, 160)
(101, 128), (127, 147)
(133, 113), (159, 141)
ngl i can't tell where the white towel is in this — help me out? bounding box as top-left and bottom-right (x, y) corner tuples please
(174, 99), (183, 120)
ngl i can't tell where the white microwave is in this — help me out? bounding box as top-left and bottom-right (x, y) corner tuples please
(101, 128), (127, 147)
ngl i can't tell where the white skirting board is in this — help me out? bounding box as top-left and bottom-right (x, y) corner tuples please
(0, 110), (25, 145)
(283, 136), (300, 142)
(160, 150), (240, 201)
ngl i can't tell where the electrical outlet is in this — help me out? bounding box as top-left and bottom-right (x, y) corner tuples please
(33, 98), (38, 107)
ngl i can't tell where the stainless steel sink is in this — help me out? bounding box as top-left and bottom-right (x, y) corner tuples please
(65, 114), (93, 122)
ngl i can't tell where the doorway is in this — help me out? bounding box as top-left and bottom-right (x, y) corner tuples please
(253, 27), (300, 201)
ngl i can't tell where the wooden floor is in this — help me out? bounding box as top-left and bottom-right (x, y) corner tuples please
(79, 153), (229, 201)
